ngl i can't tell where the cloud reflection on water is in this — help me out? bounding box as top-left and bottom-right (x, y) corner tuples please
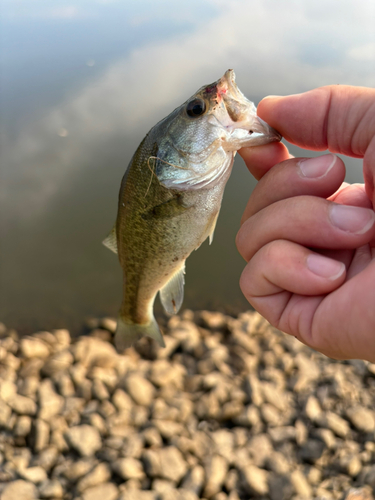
(4, 0), (374, 216)
(1, 0), (374, 330)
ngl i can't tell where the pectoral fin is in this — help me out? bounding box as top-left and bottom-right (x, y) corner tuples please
(151, 196), (188, 219)
(102, 225), (118, 254)
(159, 264), (185, 315)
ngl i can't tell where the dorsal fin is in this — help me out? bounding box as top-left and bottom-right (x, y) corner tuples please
(102, 225), (118, 254)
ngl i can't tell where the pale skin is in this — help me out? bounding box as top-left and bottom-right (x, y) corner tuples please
(236, 85), (375, 362)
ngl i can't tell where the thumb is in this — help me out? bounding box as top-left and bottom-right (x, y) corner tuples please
(258, 86), (375, 205)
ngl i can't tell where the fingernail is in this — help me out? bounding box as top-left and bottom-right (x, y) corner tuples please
(329, 204), (375, 234)
(307, 254), (345, 280)
(298, 154), (337, 178)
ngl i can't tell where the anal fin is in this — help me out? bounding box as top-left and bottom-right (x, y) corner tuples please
(159, 263), (185, 315)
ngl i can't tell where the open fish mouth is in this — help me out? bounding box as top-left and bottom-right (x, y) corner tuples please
(205, 69), (282, 148)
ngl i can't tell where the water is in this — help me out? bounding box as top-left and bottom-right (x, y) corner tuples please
(1, 0), (374, 333)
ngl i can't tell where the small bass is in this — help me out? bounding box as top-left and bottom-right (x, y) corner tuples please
(104, 70), (281, 350)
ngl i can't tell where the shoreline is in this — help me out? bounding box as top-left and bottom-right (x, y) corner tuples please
(1, 309), (375, 500)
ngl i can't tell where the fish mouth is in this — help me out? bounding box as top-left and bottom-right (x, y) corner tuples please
(220, 69), (282, 146)
(204, 70), (282, 148)
(246, 116), (282, 145)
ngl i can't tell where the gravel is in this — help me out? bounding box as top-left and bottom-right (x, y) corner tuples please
(1, 309), (375, 499)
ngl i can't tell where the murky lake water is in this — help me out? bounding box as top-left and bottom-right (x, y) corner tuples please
(1, 0), (374, 333)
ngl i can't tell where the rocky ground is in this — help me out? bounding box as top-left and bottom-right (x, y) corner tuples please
(0, 310), (375, 500)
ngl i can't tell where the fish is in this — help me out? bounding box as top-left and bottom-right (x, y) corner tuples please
(103, 69), (281, 350)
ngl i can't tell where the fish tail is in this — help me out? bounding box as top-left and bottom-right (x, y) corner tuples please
(115, 316), (165, 351)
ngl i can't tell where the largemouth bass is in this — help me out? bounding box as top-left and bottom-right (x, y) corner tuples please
(104, 70), (281, 350)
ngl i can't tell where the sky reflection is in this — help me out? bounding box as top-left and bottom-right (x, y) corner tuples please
(1, 0), (374, 331)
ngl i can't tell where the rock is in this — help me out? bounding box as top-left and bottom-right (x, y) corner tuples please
(1, 480), (37, 500)
(291, 469), (312, 497)
(240, 465), (269, 496)
(14, 415), (32, 437)
(41, 350), (73, 376)
(153, 420), (184, 439)
(224, 468), (240, 493)
(268, 474), (294, 500)
(89, 412), (107, 434)
(305, 395), (322, 421)
(159, 490), (199, 500)
(143, 447), (187, 483)
(33, 446), (59, 472)
(7, 393), (37, 415)
(181, 465), (205, 496)
(313, 428), (336, 449)
(38, 379), (64, 421)
(142, 427), (163, 447)
(269, 426), (296, 444)
(81, 482), (119, 500)
(347, 456), (362, 477)
(344, 487), (375, 500)
(112, 457), (145, 480)
(318, 411), (351, 438)
(244, 374), (263, 406)
(39, 479), (64, 498)
(77, 462), (111, 492)
(149, 360), (186, 389)
(100, 317), (117, 333)
(119, 490), (158, 500)
(92, 378), (110, 400)
(300, 439), (325, 462)
(56, 373), (75, 397)
(347, 407), (375, 433)
(211, 429), (234, 462)
(112, 388), (133, 411)
(152, 479), (175, 492)
(63, 459), (94, 481)
(89, 328), (112, 342)
(52, 329), (70, 348)
(0, 399), (12, 426)
(19, 466), (48, 483)
(65, 425), (102, 456)
(203, 455), (228, 498)
(73, 337), (118, 368)
(261, 382), (288, 411)
(199, 310), (227, 329)
(0, 379), (17, 401)
(247, 434), (273, 467)
(120, 434), (144, 458)
(293, 354), (320, 392)
(261, 403), (282, 426)
(34, 419), (50, 451)
(33, 331), (57, 347)
(19, 376), (39, 398)
(124, 373), (155, 406)
(20, 337), (50, 358)
(266, 453), (290, 475)
(19, 358), (43, 378)
(4, 314), (375, 500)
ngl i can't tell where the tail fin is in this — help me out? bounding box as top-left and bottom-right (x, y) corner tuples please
(115, 316), (165, 351)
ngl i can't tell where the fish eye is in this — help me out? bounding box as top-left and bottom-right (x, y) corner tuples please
(186, 98), (206, 118)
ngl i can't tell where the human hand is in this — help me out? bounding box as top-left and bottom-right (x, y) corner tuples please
(236, 85), (375, 361)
